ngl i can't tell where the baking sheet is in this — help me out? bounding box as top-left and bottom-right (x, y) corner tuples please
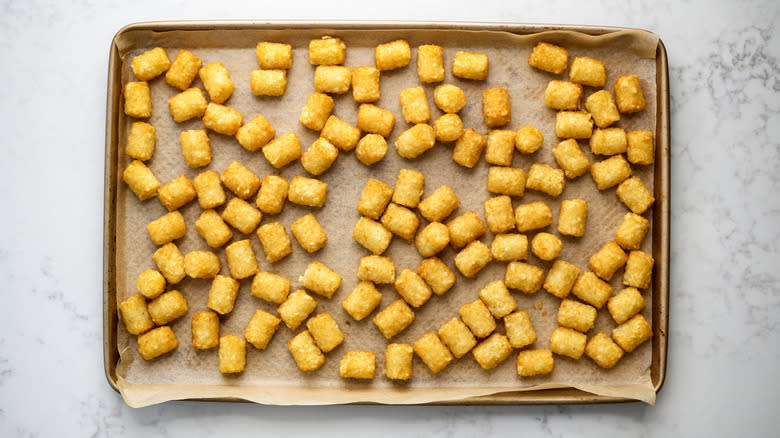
(106, 22), (666, 407)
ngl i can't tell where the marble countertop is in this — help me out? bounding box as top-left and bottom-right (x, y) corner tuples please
(0, 0), (777, 436)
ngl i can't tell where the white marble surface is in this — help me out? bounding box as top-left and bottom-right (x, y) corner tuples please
(0, 0), (778, 436)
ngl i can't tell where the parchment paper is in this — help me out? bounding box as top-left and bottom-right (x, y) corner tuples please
(112, 25), (660, 407)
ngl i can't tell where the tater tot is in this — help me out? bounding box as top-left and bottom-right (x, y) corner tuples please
(528, 42), (569, 74)
(504, 311), (537, 349)
(585, 90), (620, 129)
(357, 104), (396, 138)
(301, 137), (338, 176)
(146, 211), (186, 246)
(557, 299), (597, 333)
(342, 281), (382, 321)
(555, 111), (593, 139)
(373, 299), (415, 339)
(291, 213), (328, 253)
(250, 271), (290, 304)
(255, 42), (293, 69)
(608, 287), (646, 324)
(352, 217), (393, 255)
(585, 332), (624, 369)
(624, 250), (654, 289)
(157, 175), (196, 211)
(168, 87), (208, 123)
(309, 36), (346, 65)
(137, 326), (178, 360)
(255, 175), (288, 214)
(300, 261), (342, 299)
(184, 250), (221, 279)
(124, 81), (151, 118)
(479, 280), (517, 318)
(300, 92), (334, 131)
(452, 50), (488, 80)
(208, 274), (240, 315)
(612, 314), (652, 352)
(569, 56), (606, 87)
(473, 333), (513, 370)
(484, 195), (516, 234)
(119, 294), (154, 335)
(452, 128), (486, 168)
(543, 260), (580, 299)
(616, 176), (655, 214)
(262, 131), (302, 168)
(351, 66), (381, 103)
(615, 212), (650, 251)
(491, 233), (528, 262)
(526, 163), (565, 197)
(153, 243), (185, 284)
(191, 311), (219, 350)
(514, 201), (552, 232)
(417, 44), (444, 83)
(482, 88), (511, 128)
(487, 166), (526, 197)
(199, 62), (234, 103)
(244, 309), (281, 350)
(418, 185), (460, 223)
(307, 313), (344, 353)
(414, 332), (453, 373)
(137, 269), (166, 300)
(221, 197), (262, 234)
(381, 203), (420, 242)
(355, 134), (388, 166)
(485, 129), (515, 166)
(385, 343), (414, 380)
(399, 86), (431, 124)
(552, 139), (590, 179)
(321, 115), (361, 151)
(550, 326), (587, 359)
(589, 241), (628, 281)
(203, 102), (243, 136)
(375, 39), (411, 71)
(459, 299), (496, 338)
(447, 211), (486, 249)
(339, 351), (376, 379)
(432, 113), (464, 143)
(558, 199), (588, 237)
(256, 222), (292, 263)
(438, 317), (476, 358)
(235, 113), (275, 152)
(590, 155), (632, 190)
(392, 169), (424, 208)
(531, 232), (562, 261)
(504, 261), (545, 294)
(614, 74), (646, 113)
(394, 123), (435, 159)
(544, 80), (583, 110)
(123, 160), (160, 201)
(357, 178), (393, 220)
(515, 125), (544, 154)
(219, 335), (246, 374)
(434, 84), (467, 113)
(626, 130), (655, 165)
(288, 330), (325, 371)
(394, 268), (432, 308)
(279, 289), (318, 331)
(358, 255), (396, 284)
(415, 222), (450, 258)
(571, 271), (613, 309)
(192, 170), (225, 209)
(417, 257), (456, 296)
(126, 122), (155, 161)
(179, 129), (211, 168)
(590, 127), (627, 156)
(165, 50), (201, 90)
(147, 290), (188, 325)
(250, 69), (287, 96)
(288, 176), (328, 208)
(517, 349), (554, 376)
(224, 239), (258, 279)
(314, 65), (351, 94)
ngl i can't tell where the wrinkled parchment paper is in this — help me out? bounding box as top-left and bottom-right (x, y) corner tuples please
(113, 24), (660, 407)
